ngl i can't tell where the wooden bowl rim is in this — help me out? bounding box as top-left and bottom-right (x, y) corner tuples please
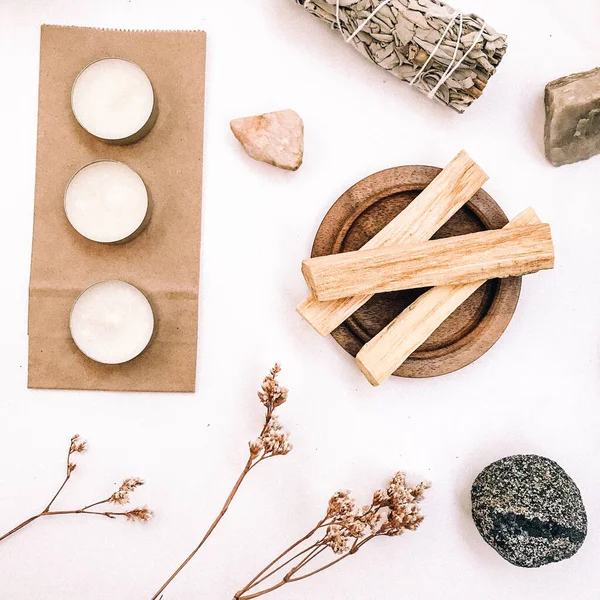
(311, 164), (522, 379)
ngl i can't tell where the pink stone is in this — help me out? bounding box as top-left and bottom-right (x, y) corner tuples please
(231, 109), (304, 171)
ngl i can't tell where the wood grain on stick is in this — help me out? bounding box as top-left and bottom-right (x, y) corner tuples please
(303, 224), (554, 301)
(355, 208), (546, 386)
(296, 150), (488, 335)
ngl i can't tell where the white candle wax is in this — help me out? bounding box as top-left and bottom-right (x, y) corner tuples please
(71, 58), (156, 144)
(65, 161), (150, 244)
(70, 280), (154, 365)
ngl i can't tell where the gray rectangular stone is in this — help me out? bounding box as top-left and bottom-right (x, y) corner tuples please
(545, 66), (600, 167)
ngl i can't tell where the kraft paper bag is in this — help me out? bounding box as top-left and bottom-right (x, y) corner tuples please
(28, 26), (206, 392)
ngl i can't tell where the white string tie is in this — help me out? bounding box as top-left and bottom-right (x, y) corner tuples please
(336, 0), (393, 43)
(424, 15), (486, 99)
(410, 10), (461, 88)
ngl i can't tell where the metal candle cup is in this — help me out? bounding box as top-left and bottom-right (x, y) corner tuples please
(64, 160), (151, 244)
(70, 280), (155, 365)
(71, 57), (158, 145)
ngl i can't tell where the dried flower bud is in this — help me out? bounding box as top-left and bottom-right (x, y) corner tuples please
(257, 364), (289, 410)
(345, 517), (366, 538)
(125, 506), (153, 523)
(324, 474), (429, 545)
(249, 439), (264, 460)
(69, 434), (88, 454)
(370, 474), (430, 537)
(259, 416), (292, 457)
(411, 481), (432, 502)
(362, 509), (382, 531)
(327, 490), (354, 519)
(68, 462), (77, 474)
(382, 503), (425, 535)
(372, 489), (388, 506)
(109, 477), (145, 506)
(324, 524), (351, 555)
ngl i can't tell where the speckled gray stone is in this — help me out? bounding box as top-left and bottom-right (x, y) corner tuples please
(471, 455), (587, 568)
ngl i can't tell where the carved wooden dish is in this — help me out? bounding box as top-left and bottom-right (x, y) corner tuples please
(311, 165), (522, 378)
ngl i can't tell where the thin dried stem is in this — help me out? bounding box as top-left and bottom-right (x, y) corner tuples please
(237, 580), (287, 600)
(81, 499), (113, 512)
(249, 543), (320, 590)
(150, 455), (254, 600)
(287, 544), (328, 579)
(150, 364), (291, 600)
(245, 525), (324, 591)
(287, 537), (375, 584)
(42, 434), (79, 513)
(0, 516), (42, 543)
(43, 476), (70, 514)
(0, 434), (151, 545)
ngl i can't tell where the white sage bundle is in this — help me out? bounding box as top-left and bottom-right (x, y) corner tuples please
(294, 0), (508, 112)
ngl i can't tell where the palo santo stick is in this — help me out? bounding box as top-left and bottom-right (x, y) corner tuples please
(296, 150), (488, 336)
(303, 224), (554, 301)
(356, 208), (545, 386)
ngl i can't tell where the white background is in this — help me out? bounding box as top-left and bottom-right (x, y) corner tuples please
(0, 0), (599, 598)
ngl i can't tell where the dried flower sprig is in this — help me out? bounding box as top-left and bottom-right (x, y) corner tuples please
(150, 364), (291, 600)
(0, 434), (152, 544)
(234, 472), (430, 599)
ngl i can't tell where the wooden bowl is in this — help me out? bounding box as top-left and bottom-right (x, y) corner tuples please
(311, 165), (522, 378)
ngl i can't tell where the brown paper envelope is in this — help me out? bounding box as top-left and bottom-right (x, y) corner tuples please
(28, 25), (207, 392)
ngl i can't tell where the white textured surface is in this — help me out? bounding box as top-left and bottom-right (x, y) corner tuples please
(72, 57), (154, 140)
(0, 1), (599, 599)
(70, 280), (154, 365)
(65, 161), (149, 243)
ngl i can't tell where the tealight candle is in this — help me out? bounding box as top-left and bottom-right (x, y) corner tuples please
(65, 160), (150, 244)
(71, 58), (157, 144)
(70, 280), (155, 365)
